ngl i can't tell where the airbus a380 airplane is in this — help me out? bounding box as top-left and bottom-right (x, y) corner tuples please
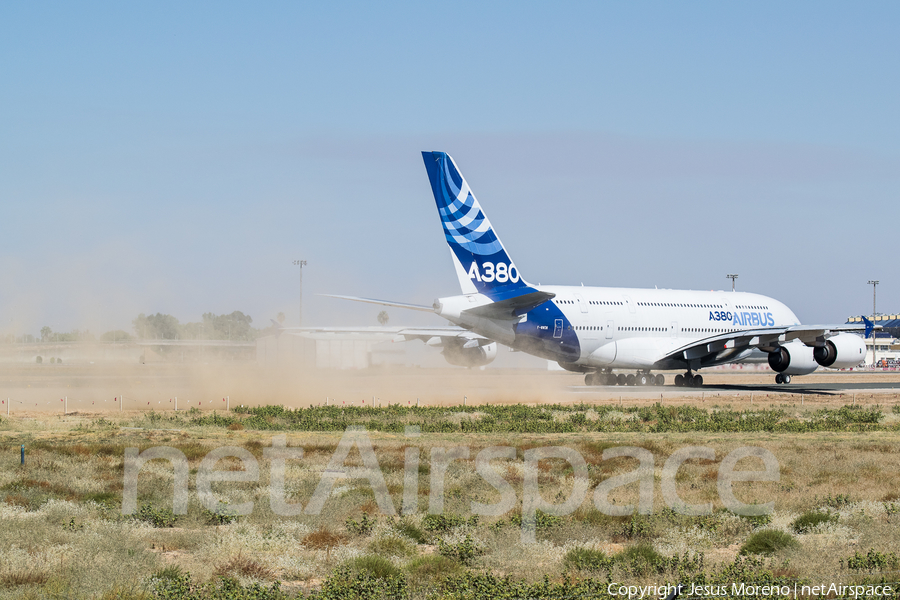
(328, 152), (873, 387)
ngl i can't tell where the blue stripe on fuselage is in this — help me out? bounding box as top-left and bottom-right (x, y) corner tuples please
(513, 301), (580, 362)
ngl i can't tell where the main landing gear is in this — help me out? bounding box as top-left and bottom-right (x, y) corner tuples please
(674, 372), (704, 387)
(774, 373), (792, 384)
(585, 371), (665, 386)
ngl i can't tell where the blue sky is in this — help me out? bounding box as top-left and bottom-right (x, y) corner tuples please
(1, 2), (898, 335)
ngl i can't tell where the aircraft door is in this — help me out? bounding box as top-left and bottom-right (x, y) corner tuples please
(553, 319), (563, 338)
(670, 322), (678, 338)
(575, 294), (588, 313)
(606, 320), (614, 339)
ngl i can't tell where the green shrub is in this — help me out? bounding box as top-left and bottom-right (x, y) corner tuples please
(612, 543), (668, 575)
(508, 510), (561, 529)
(843, 548), (900, 572)
(739, 513), (772, 527)
(395, 520), (427, 544)
(739, 530), (799, 555)
(345, 555), (401, 580)
(369, 536), (413, 557)
(309, 566), (408, 600)
(569, 412), (588, 426)
(148, 573), (288, 599)
(791, 511), (835, 533)
(564, 547), (612, 572)
(217, 402), (894, 434)
(346, 513), (376, 535)
(405, 555), (463, 589)
(135, 502), (177, 528)
(821, 493), (852, 509)
(203, 502), (238, 525)
(422, 513), (476, 533)
(618, 543), (663, 562)
(621, 514), (657, 539)
(153, 565), (186, 582)
(572, 506), (624, 526)
(438, 534), (485, 565)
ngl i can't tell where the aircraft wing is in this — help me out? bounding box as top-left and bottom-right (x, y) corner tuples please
(271, 322), (492, 346)
(658, 322), (876, 364)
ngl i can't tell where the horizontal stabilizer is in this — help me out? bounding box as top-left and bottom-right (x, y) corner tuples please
(320, 294), (434, 313)
(463, 289), (555, 320)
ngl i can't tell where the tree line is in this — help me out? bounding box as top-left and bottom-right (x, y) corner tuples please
(132, 311), (266, 342)
(2, 311), (276, 344)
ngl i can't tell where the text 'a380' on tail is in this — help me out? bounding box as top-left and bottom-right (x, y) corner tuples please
(422, 151), (528, 300)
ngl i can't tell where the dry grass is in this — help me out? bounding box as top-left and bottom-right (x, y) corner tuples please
(214, 553), (274, 580)
(303, 528), (346, 549)
(0, 569), (49, 588)
(3, 401), (900, 593)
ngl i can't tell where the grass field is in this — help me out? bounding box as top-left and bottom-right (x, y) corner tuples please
(2, 365), (900, 598)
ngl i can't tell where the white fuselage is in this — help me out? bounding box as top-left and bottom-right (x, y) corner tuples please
(439, 285), (800, 370)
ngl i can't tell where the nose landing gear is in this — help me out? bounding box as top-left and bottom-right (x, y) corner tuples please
(774, 373), (791, 384)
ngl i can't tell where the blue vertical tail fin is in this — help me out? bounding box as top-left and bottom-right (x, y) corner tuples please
(862, 315), (874, 339)
(422, 151), (527, 297)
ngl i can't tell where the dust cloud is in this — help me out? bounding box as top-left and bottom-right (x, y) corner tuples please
(0, 360), (576, 415)
(2, 356), (899, 416)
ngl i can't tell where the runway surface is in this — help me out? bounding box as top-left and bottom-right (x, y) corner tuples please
(570, 380), (900, 396)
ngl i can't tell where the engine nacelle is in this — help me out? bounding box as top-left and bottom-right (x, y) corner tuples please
(767, 341), (818, 375)
(442, 341), (497, 368)
(813, 333), (867, 369)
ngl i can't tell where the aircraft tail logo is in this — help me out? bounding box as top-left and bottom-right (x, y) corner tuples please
(422, 151), (526, 297)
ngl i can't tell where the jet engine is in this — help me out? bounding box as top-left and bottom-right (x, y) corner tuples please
(767, 341), (818, 375)
(812, 333), (867, 369)
(442, 340), (497, 368)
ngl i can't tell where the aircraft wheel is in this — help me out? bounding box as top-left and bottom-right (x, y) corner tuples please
(637, 373), (648, 386)
(693, 374), (703, 387)
(585, 373), (594, 386)
(783, 374), (791, 384)
(674, 374), (684, 387)
(656, 374), (665, 386)
(775, 373), (783, 384)
(617, 373), (627, 386)
(626, 374), (636, 386)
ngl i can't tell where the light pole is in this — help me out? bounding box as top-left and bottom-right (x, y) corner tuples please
(293, 260), (307, 326)
(867, 280), (879, 367)
(726, 274), (739, 292)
